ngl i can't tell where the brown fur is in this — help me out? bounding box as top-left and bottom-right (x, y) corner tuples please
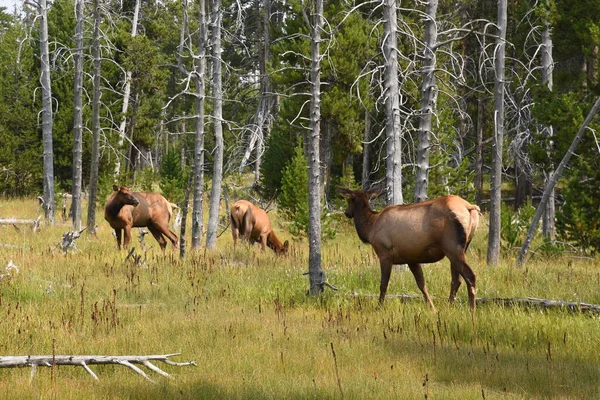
(230, 200), (289, 255)
(104, 185), (178, 250)
(337, 186), (480, 311)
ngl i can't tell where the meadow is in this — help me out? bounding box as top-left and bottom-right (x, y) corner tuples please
(0, 197), (598, 399)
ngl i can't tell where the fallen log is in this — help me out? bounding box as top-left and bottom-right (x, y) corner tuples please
(351, 293), (600, 314)
(0, 353), (196, 383)
(0, 217), (41, 232)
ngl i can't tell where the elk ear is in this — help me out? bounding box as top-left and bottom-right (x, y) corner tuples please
(336, 186), (354, 198)
(112, 185), (119, 192)
(366, 185), (384, 200)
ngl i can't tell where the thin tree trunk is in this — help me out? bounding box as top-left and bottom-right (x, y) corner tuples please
(255, 0), (273, 184)
(87, 0), (102, 235)
(71, 0), (84, 232)
(361, 111), (371, 189)
(541, 18), (555, 240)
(115, 0), (140, 177)
(206, 0), (223, 249)
(39, 0), (54, 224)
(487, 0), (507, 266)
(191, 0), (207, 249)
(474, 96), (484, 205)
(179, 170), (193, 259)
(517, 95), (600, 265)
(383, 0), (402, 205)
(414, 0), (438, 203)
(308, 0), (324, 296)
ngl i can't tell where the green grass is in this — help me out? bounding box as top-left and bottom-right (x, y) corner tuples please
(0, 198), (599, 399)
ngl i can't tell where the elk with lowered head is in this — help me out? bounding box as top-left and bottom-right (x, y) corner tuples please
(337, 186), (480, 312)
(230, 200), (289, 255)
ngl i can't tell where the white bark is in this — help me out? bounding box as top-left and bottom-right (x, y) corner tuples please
(0, 217), (41, 232)
(39, 0), (54, 224)
(71, 0), (84, 232)
(308, 0), (324, 296)
(115, 0), (140, 177)
(414, 0), (438, 203)
(206, 0), (223, 249)
(383, 0), (403, 205)
(0, 353), (196, 383)
(87, 0), (102, 235)
(541, 18), (555, 240)
(191, 0), (207, 249)
(487, 0), (507, 266)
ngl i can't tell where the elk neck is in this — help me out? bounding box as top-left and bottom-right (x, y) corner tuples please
(267, 231), (284, 251)
(105, 198), (126, 218)
(352, 202), (379, 244)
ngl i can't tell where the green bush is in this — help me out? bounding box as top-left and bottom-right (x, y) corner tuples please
(279, 144), (335, 240)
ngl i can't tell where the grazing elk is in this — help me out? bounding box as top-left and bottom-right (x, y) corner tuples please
(230, 200), (289, 255)
(104, 185), (178, 250)
(337, 186), (480, 311)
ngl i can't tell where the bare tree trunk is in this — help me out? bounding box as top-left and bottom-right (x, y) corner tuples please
(307, 0), (324, 296)
(191, 0), (207, 249)
(541, 18), (555, 240)
(71, 0), (84, 232)
(39, 0), (54, 224)
(414, 0), (438, 203)
(206, 0), (223, 249)
(517, 96), (600, 265)
(474, 96), (484, 205)
(87, 0), (102, 235)
(384, 0), (403, 205)
(361, 111), (371, 189)
(487, 0), (507, 266)
(115, 0), (140, 177)
(179, 170), (193, 259)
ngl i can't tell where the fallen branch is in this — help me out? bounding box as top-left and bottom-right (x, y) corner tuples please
(351, 293), (600, 314)
(59, 228), (86, 253)
(0, 217), (41, 232)
(0, 353), (196, 383)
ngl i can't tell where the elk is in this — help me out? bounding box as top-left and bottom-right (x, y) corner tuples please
(337, 186), (480, 311)
(104, 185), (178, 250)
(230, 200), (289, 255)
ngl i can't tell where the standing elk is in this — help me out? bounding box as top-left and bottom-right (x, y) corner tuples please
(337, 186), (480, 312)
(230, 200), (289, 255)
(105, 185), (178, 250)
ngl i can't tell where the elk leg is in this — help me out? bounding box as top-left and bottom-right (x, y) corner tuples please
(260, 234), (268, 251)
(147, 225), (168, 250)
(408, 263), (437, 312)
(115, 229), (123, 250)
(447, 253), (477, 310)
(123, 226), (132, 249)
(155, 224), (178, 248)
(378, 258), (393, 307)
(449, 264), (462, 303)
(231, 216), (239, 248)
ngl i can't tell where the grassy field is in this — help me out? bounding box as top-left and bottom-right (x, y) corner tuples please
(0, 198), (598, 399)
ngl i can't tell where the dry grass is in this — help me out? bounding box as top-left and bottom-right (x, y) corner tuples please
(0, 198), (598, 399)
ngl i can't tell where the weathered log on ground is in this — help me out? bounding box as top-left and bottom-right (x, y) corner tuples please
(59, 228), (86, 253)
(0, 217), (41, 232)
(0, 353), (196, 383)
(352, 293), (600, 314)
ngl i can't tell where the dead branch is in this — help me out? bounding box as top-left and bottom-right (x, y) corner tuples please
(0, 353), (196, 383)
(351, 293), (600, 314)
(0, 217), (41, 232)
(59, 228), (86, 253)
